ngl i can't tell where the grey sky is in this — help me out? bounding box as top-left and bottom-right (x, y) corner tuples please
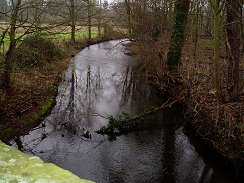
(106, 0), (117, 4)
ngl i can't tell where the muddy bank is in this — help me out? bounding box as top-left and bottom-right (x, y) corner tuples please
(181, 38), (244, 180)
(184, 97), (244, 180)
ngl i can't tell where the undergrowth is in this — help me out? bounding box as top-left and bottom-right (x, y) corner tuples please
(128, 33), (244, 162)
(12, 34), (64, 69)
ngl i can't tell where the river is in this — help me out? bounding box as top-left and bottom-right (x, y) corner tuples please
(13, 40), (233, 183)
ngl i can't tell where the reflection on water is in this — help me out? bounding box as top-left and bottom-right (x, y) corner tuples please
(14, 40), (233, 183)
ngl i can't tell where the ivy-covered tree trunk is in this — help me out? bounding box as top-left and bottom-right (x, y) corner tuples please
(226, 0), (241, 101)
(166, 0), (190, 69)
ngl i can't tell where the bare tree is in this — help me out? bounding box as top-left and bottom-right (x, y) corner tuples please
(97, 0), (102, 38)
(0, 0), (61, 87)
(70, 0), (76, 42)
(87, 0), (94, 42)
(1, 0), (22, 88)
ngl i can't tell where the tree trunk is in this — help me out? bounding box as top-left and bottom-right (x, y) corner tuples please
(70, 0), (75, 42)
(226, 0), (241, 101)
(166, 0), (190, 69)
(124, 0), (132, 38)
(1, 0), (21, 88)
(98, 0), (102, 39)
(88, 0), (92, 42)
(204, 3), (212, 37)
(193, 0), (200, 59)
(33, 0), (44, 33)
(211, 0), (224, 102)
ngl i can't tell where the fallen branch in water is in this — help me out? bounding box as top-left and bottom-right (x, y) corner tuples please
(96, 97), (184, 136)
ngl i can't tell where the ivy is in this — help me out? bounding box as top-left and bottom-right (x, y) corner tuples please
(96, 97), (183, 137)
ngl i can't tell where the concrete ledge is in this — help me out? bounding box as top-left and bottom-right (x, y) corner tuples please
(0, 140), (93, 183)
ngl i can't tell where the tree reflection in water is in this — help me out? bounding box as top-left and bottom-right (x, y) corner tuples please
(13, 40), (233, 183)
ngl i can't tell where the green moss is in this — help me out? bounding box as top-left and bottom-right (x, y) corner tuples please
(41, 99), (55, 115)
(0, 140), (94, 182)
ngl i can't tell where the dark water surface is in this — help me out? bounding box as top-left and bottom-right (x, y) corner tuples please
(14, 40), (234, 183)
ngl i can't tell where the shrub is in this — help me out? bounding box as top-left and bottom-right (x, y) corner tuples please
(13, 34), (64, 69)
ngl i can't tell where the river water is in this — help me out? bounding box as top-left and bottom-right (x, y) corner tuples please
(14, 40), (233, 183)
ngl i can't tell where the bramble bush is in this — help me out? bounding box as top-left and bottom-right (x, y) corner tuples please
(12, 34), (64, 69)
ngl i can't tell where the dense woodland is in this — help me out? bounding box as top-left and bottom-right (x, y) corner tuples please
(0, 0), (243, 179)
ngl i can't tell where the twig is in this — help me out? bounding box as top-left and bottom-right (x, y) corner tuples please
(122, 97), (184, 124)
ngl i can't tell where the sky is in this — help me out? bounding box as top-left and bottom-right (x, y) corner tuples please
(106, 0), (117, 4)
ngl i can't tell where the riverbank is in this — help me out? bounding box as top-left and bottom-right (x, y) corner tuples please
(185, 64), (243, 180)
(0, 37), (118, 143)
(182, 38), (243, 180)
(127, 37), (244, 180)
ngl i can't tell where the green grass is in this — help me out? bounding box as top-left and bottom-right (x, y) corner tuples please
(0, 33), (26, 51)
(47, 31), (99, 42)
(0, 28), (100, 52)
